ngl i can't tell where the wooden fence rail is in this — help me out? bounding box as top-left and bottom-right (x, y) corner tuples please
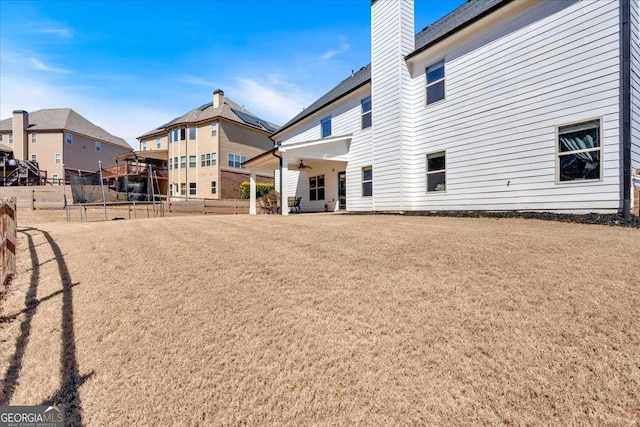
(1, 198), (17, 289)
(168, 198), (250, 215)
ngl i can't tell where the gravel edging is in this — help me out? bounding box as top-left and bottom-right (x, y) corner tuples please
(347, 210), (640, 228)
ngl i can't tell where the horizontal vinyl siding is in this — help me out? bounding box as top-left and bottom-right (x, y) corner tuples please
(408, 0), (621, 213)
(346, 128), (374, 211)
(631, 0), (640, 176)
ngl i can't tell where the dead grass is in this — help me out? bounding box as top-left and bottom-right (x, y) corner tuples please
(1, 210), (639, 425)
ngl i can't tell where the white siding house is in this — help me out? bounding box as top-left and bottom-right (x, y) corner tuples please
(246, 0), (640, 217)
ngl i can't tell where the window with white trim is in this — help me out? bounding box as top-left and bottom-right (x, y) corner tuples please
(426, 59), (445, 105)
(189, 182), (197, 195)
(426, 151), (446, 192)
(31, 154), (37, 163)
(228, 153), (246, 169)
(309, 175), (325, 201)
(362, 166), (373, 197)
(361, 97), (372, 129)
(210, 181), (217, 195)
(156, 137), (161, 149)
(95, 141), (101, 152)
(189, 155), (196, 168)
(52, 174), (59, 184)
(55, 153), (61, 164)
(321, 116), (331, 138)
(173, 157), (178, 170)
(180, 128), (186, 141)
(211, 123), (218, 137)
(201, 152), (217, 167)
(180, 183), (186, 195)
(141, 141), (147, 151)
(188, 127), (196, 140)
(31, 133), (37, 143)
(65, 133), (72, 145)
(557, 119), (601, 182)
(0, 134), (3, 142)
(180, 156), (186, 169)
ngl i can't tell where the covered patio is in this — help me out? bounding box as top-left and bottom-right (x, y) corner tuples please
(243, 135), (351, 215)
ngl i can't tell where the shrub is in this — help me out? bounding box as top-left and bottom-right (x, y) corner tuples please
(240, 182), (274, 199)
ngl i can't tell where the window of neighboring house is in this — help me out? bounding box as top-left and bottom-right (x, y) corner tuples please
(189, 155), (196, 168)
(0, 134), (3, 142)
(557, 119), (602, 182)
(210, 181), (217, 195)
(180, 183), (186, 195)
(211, 123), (218, 137)
(180, 128), (186, 141)
(156, 137), (161, 149)
(31, 154), (37, 163)
(426, 59), (445, 105)
(65, 133), (72, 145)
(180, 156), (186, 169)
(173, 157), (178, 170)
(426, 151), (446, 192)
(55, 153), (61, 164)
(31, 133), (37, 143)
(201, 152), (217, 167)
(228, 153), (246, 168)
(189, 182), (197, 195)
(168, 132), (173, 143)
(52, 174), (59, 184)
(172, 129), (179, 142)
(8, 133), (13, 144)
(169, 183), (173, 195)
(321, 116), (332, 138)
(141, 141), (147, 151)
(95, 141), (101, 152)
(189, 127), (196, 140)
(309, 175), (325, 201)
(362, 166), (373, 197)
(361, 97), (372, 129)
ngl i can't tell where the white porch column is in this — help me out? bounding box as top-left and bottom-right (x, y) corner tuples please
(280, 152), (288, 216)
(249, 170), (257, 215)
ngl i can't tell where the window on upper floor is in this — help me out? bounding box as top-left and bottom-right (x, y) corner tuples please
(426, 151), (446, 192)
(557, 119), (601, 182)
(172, 129), (179, 142)
(0, 134), (3, 142)
(65, 133), (72, 145)
(426, 59), (445, 105)
(95, 141), (101, 152)
(156, 137), (161, 149)
(141, 141), (147, 151)
(189, 127), (196, 140)
(31, 154), (37, 163)
(180, 128), (186, 141)
(211, 123), (218, 137)
(321, 116), (332, 138)
(201, 152), (217, 167)
(31, 133), (37, 143)
(228, 153), (246, 169)
(362, 166), (373, 197)
(55, 153), (61, 164)
(189, 155), (196, 168)
(361, 97), (372, 129)
(8, 134), (13, 144)
(309, 175), (325, 201)
(180, 156), (186, 169)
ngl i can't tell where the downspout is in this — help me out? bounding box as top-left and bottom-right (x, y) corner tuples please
(620, 0), (632, 219)
(268, 136), (283, 198)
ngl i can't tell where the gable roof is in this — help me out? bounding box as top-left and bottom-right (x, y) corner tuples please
(272, 0), (511, 138)
(138, 95), (280, 140)
(0, 108), (131, 149)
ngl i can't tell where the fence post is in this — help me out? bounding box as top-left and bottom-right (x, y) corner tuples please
(31, 189), (35, 211)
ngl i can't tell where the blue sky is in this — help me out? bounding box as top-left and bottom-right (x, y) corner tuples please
(0, 0), (465, 146)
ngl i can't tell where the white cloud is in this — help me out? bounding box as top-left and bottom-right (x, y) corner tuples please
(38, 27), (73, 38)
(231, 77), (315, 125)
(179, 75), (217, 88)
(27, 57), (69, 73)
(318, 42), (350, 61)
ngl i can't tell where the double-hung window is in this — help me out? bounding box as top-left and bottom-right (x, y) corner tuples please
(228, 153), (246, 169)
(180, 156), (186, 169)
(141, 141), (147, 151)
(362, 166), (373, 197)
(201, 153), (217, 167)
(426, 151), (446, 192)
(189, 155), (196, 168)
(65, 133), (72, 145)
(426, 59), (445, 105)
(156, 137), (161, 149)
(361, 97), (372, 129)
(8, 134), (12, 144)
(557, 119), (601, 182)
(210, 181), (217, 195)
(55, 153), (61, 164)
(321, 116), (331, 138)
(189, 182), (197, 195)
(211, 123), (218, 137)
(31, 133), (37, 143)
(188, 127), (196, 140)
(309, 175), (325, 201)
(95, 141), (101, 152)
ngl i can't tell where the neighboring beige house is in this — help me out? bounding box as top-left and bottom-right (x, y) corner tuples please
(0, 108), (132, 184)
(137, 90), (277, 199)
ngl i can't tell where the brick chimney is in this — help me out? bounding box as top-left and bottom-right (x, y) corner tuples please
(12, 110), (29, 161)
(213, 89), (224, 108)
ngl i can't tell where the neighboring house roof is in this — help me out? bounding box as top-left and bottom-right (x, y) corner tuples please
(0, 143), (12, 153)
(138, 96), (280, 139)
(0, 108), (131, 149)
(272, 0), (511, 138)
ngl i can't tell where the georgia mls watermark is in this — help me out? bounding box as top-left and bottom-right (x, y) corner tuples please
(0, 406), (64, 427)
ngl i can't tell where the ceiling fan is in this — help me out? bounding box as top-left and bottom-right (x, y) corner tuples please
(297, 160), (312, 170)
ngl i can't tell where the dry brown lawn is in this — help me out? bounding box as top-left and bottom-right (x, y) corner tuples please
(1, 209), (639, 426)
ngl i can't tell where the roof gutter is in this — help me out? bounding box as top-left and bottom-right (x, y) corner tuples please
(405, 0), (514, 61)
(620, 0), (632, 219)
